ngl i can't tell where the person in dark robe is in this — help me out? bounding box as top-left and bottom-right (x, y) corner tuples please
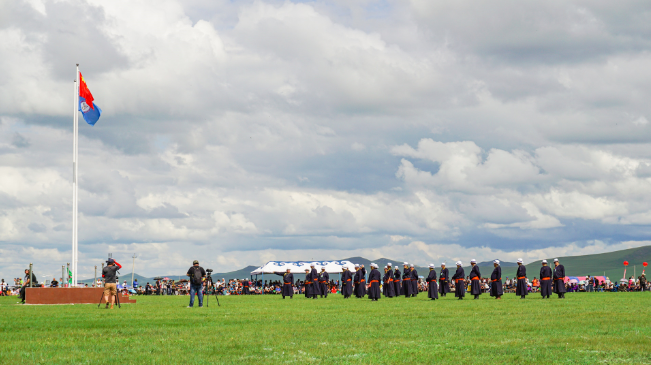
(353, 265), (361, 298)
(319, 267), (329, 298)
(439, 263), (450, 296)
(274, 268), (294, 299)
(382, 267), (388, 297)
(386, 262), (400, 298)
(393, 267), (401, 295)
(426, 264), (439, 300)
(490, 260), (503, 299)
(402, 263), (412, 297)
(410, 264), (418, 297)
(367, 263), (381, 301)
(242, 279), (250, 295)
(469, 259), (481, 299)
(515, 259), (528, 299)
(315, 269), (322, 298)
(539, 260), (552, 299)
(385, 263), (395, 298)
(359, 265), (367, 297)
(341, 267), (353, 298)
(451, 261), (465, 300)
(303, 269), (313, 298)
(553, 258), (566, 299)
(310, 264), (320, 299)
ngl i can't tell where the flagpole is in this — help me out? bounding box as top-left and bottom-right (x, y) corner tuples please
(72, 64), (80, 287)
(72, 78), (76, 287)
(75, 64), (79, 286)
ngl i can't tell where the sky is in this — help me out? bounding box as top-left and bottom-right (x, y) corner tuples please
(2, 0), (651, 280)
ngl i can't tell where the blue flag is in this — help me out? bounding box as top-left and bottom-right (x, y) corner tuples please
(78, 72), (102, 126)
(78, 97), (102, 126)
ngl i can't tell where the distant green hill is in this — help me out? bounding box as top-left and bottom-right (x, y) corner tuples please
(460, 246), (651, 280)
(528, 245), (651, 281)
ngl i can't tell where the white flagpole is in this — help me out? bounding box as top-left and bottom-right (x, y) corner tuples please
(73, 64), (80, 287)
(72, 78), (76, 287)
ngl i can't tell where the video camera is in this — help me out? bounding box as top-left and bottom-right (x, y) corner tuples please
(206, 269), (213, 276)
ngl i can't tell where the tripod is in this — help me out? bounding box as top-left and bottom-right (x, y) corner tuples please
(97, 286), (121, 309)
(205, 275), (220, 307)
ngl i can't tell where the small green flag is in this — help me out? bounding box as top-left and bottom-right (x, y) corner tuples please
(67, 268), (72, 283)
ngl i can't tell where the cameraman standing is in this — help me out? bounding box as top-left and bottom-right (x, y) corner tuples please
(186, 260), (206, 308)
(102, 258), (122, 309)
(19, 268), (38, 304)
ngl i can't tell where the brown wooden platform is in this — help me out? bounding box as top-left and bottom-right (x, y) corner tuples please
(25, 287), (136, 305)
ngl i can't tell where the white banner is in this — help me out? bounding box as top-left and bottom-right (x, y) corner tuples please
(251, 260), (357, 274)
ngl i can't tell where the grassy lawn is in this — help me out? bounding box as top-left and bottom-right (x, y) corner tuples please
(1, 292), (650, 364)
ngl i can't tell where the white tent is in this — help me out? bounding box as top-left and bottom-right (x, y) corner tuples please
(251, 260), (357, 275)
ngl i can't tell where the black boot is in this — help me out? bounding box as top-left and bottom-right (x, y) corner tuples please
(474, 295), (479, 299)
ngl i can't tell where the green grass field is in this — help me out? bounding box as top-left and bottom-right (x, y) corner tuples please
(1, 292), (650, 364)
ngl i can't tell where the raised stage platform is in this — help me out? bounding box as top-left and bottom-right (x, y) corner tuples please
(25, 287), (136, 305)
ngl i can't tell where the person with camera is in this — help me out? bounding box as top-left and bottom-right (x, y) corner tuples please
(19, 268), (38, 304)
(102, 258), (122, 309)
(186, 260), (206, 308)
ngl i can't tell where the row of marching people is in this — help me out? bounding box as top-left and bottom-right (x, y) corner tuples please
(394, 258), (566, 300)
(360, 258), (567, 301)
(274, 258), (568, 300)
(274, 263), (331, 299)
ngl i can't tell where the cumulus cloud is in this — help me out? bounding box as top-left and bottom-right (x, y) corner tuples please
(2, 0), (651, 279)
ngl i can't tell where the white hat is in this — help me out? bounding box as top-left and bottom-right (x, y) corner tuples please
(310, 263), (315, 267)
(553, 258), (559, 262)
(470, 259), (477, 264)
(354, 264), (360, 268)
(542, 259), (548, 264)
(387, 262), (392, 266)
(441, 262), (446, 266)
(371, 263), (376, 268)
(410, 264), (414, 268)
(493, 260), (500, 265)
(403, 262), (408, 265)
(429, 264), (435, 268)
(517, 258), (523, 264)
(456, 261), (462, 266)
